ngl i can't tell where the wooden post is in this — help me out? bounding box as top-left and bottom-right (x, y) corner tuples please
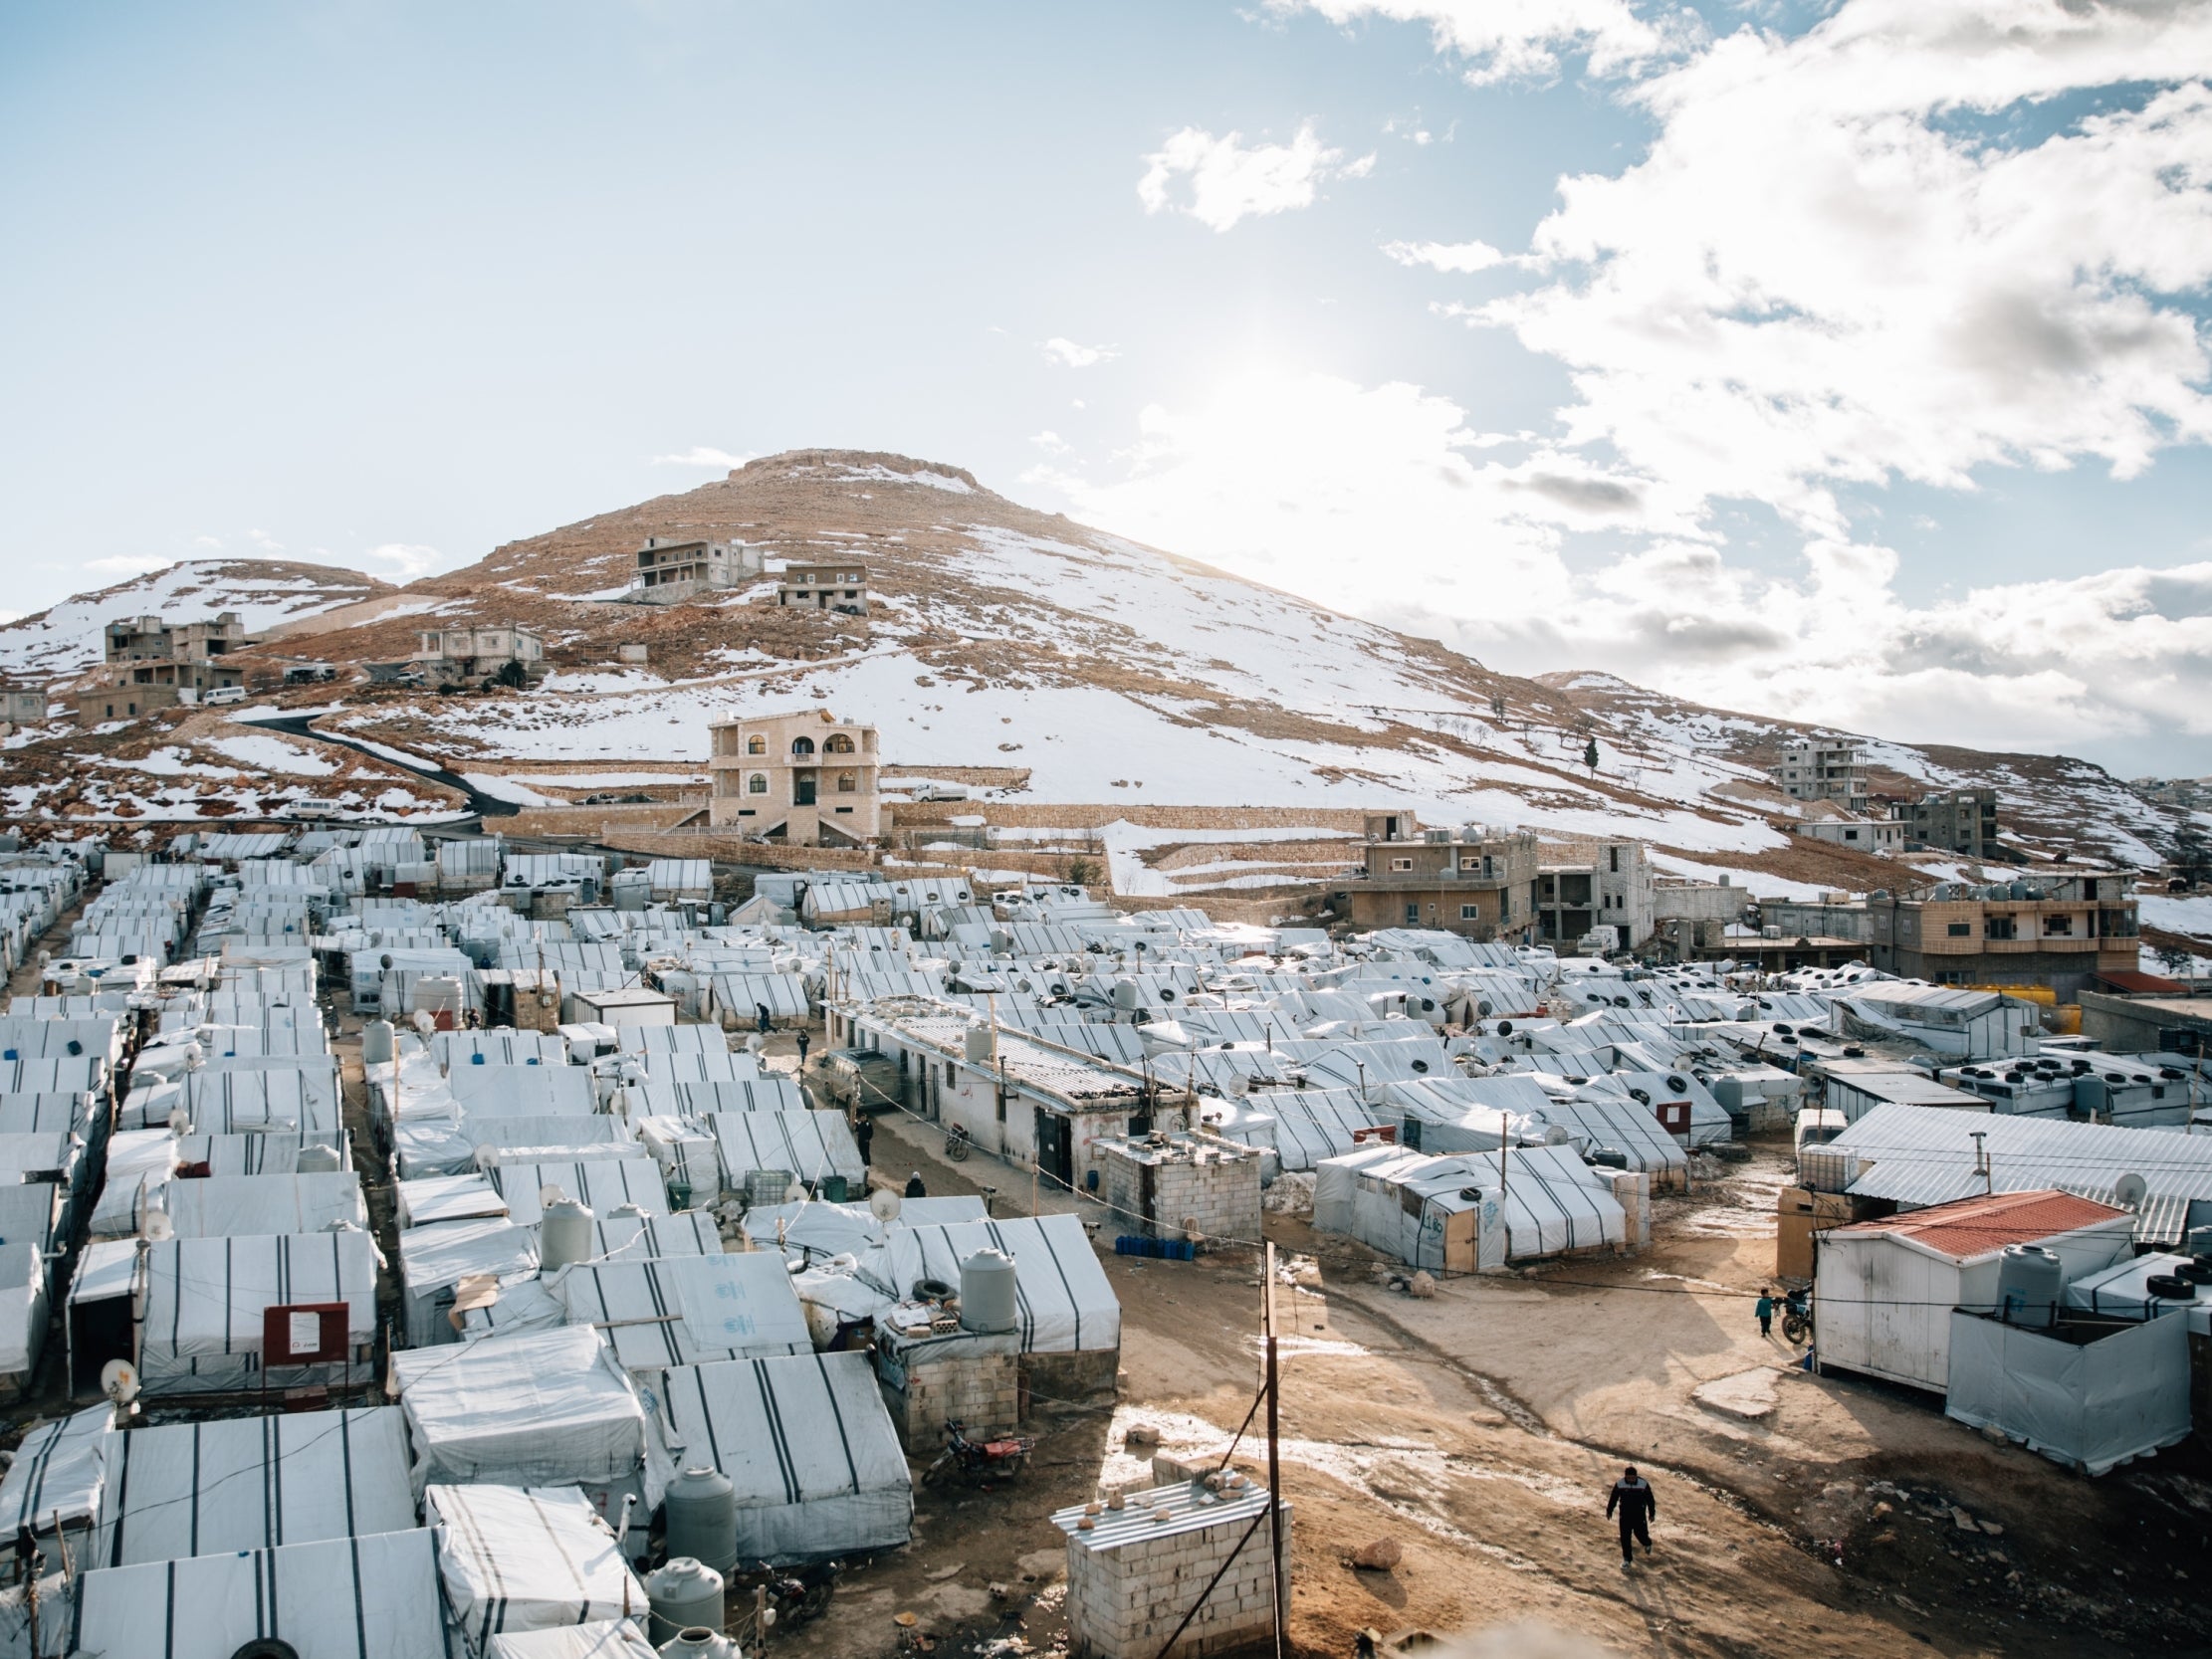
(1264, 1241), (1284, 1659)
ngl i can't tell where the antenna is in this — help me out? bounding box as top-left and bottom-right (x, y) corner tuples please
(869, 1185), (902, 1223)
(2113, 1171), (2147, 1210)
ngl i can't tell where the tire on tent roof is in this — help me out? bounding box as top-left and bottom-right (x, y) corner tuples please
(233, 1643), (302, 1659)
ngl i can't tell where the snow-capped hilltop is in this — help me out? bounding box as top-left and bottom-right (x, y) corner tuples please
(0, 558), (388, 681)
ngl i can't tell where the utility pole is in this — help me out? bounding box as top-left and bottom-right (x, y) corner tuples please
(1263, 1240), (1284, 1659)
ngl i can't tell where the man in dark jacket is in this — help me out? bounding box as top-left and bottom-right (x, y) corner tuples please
(1606, 1466), (1657, 1565)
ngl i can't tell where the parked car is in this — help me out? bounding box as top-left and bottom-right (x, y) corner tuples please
(817, 1047), (903, 1113)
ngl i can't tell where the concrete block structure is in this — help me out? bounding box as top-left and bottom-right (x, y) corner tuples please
(1770, 738), (1869, 805)
(776, 560), (869, 616)
(1095, 1133), (1260, 1247)
(631, 535), (761, 602)
(414, 625), (545, 683)
(79, 610), (253, 720)
(874, 1327), (1021, 1447)
(708, 706), (882, 845)
(1055, 1479), (1290, 1659)
(1342, 825), (1540, 940)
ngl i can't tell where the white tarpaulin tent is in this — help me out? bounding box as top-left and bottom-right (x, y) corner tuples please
(0, 1242), (46, 1387)
(159, 1170), (370, 1238)
(0, 1403), (108, 1545)
(397, 1217), (542, 1347)
(450, 1063), (600, 1118)
(70, 1527), (446, 1659)
(486, 1619), (660, 1659)
(95, 1406), (414, 1565)
(396, 1172), (509, 1227)
(554, 1250), (811, 1374)
(1313, 1142), (1622, 1269)
(657, 1351), (913, 1562)
(742, 1195), (989, 1264)
(391, 1327), (659, 1502)
(1944, 1310), (2193, 1476)
(139, 1229), (379, 1394)
(489, 1159), (669, 1226)
(626, 1078), (805, 1116)
(864, 1214), (1119, 1353)
(706, 1110), (864, 1192)
(428, 1484), (648, 1650)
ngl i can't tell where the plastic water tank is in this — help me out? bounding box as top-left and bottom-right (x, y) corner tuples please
(664, 1465), (738, 1575)
(960, 1247), (1019, 1335)
(1996, 1243), (2063, 1329)
(964, 1024), (994, 1063)
(541, 1196), (595, 1277)
(360, 1020), (396, 1067)
(294, 1143), (342, 1175)
(660, 1630), (739, 1659)
(644, 1556), (727, 1646)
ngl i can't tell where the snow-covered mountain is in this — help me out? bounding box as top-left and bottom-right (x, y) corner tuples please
(0, 450), (2187, 876)
(0, 559), (388, 680)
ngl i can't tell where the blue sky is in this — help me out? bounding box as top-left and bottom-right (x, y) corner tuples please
(3, 1), (2209, 772)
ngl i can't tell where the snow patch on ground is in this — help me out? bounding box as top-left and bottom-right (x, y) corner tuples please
(205, 733), (337, 776)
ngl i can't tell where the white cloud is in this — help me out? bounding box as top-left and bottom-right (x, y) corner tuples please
(1272, 0), (1690, 85)
(1137, 123), (1368, 232)
(191, 534), (223, 550)
(1382, 238), (1506, 273)
(358, 542), (447, 581)
(651, 447), (753, 469)
(87, 554), (171, 577)
(1040, 337), (1118, 368)
(1029, 430), (1070, 454)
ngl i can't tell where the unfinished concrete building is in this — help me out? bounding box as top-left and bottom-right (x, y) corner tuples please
(775, 560), (870, 616)
(631, 535), (762, 602)
(1771, 738), (1869, 805)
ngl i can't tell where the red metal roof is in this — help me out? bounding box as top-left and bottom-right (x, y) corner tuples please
(1831, 1187), (2127, 1260)
(2095, 970), (2190, 994)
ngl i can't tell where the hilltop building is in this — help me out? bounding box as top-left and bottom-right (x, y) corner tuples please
(1891, 787), (2001, 859)
(1771, 738), (1869, 805)
(414, 626), (545, 684)
(1867, 873), (2139, 995)
(75, 610), (253, 721)
(775, 560), (869, 616)
(1795, 802), (1905, 852)
(631, 536), (762, 603)
(1535, 837), (1655, 948)
(709, 707), (881, 845)
(0, 684), (49, 728)
(1342, 825), (1540, 941)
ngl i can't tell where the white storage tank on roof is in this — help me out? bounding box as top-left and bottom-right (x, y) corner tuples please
(961, 1247), (1018, 1335)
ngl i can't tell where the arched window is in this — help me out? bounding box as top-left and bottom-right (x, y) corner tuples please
(790, 736), (816, 756)
(746, 734), (766, 755)
(824, 732), (855, 754)
(836, 770), (858, 793)
(747, 773), (768, 794)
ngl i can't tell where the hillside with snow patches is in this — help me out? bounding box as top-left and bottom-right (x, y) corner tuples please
(0, 450), (2189, 874)
(0, 559), (387, 680)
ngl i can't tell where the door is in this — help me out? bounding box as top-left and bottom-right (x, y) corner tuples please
(1034, 1108), (1074, 1190)
(794, 772), (817, 806)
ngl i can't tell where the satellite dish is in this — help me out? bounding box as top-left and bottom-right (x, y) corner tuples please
(2113, 1172), (2148, 1209)
(100, 1357), (140, 1405)
(869, 1186), (903, 1223)
(143, 1209), (173, 1242)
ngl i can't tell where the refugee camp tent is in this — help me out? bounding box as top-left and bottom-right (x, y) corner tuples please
(450, 1063), (599, 1118)
(396, 1172), (509, 1228)
(706, 1110), (865, 1194)
(0, 1403), (107, 1549)
(0, 1242), (47, 1392)
(742, 1195), (989, 1264)
(158, 1170), (370, 1238)
(1312, 1142), (1625, 1269)
(138, 1229), (379, 1394)
(485, 1622), (660, 1659)
(626, 1077), (805, 1116)
(1945, 1309), (2193, 1476)
(656, 1351), (913, 1562)
(593, 1209), (722, 1261)
(95, 1406), (414, 1564)
(398, 1217), (542, 1346)
(554, 1251), (811, 1374)
(488, 1158), (670, 1226)
(428, 1484), (648, 1649)
(70, 1527), (446, 1659)
(864, 1214), (1119, 1354)
(390, 1326), (657, 1504)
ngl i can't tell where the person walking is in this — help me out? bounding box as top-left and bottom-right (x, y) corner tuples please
(1607, 1466), (1657, 1567)
(756, 1003), (773, 1036)
(795, 1029), (810, 1068)
(1755, 1289), (1775, 1339)
(854, 1114), (875, 1166)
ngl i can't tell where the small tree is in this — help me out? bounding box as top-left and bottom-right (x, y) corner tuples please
(495, 659), (529, 691)
(1584, 737), (1600, 775)
(1065, 856), (1100, 891)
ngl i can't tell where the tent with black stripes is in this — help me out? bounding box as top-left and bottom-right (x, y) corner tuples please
(92, 1406), (415, 1566)
(428, 1483), (649, 1650)
(656, 1350), (912, 1562)
(552, 1250), (811, 1377)
(485, 1622), (659, 1659)
(0, 1402), (107, 1555)
(705, 1110), (865, 1195)
(156, 1169), (372, 1239)
(398, 1216), (542, 1347)
(488, 1158), (668, 1226)
(390, 1327), (664, 1515)
(137, 1228), (381, 1396)
(863, 1214), (1121, 1356)
(69, 1526), (447, 1659)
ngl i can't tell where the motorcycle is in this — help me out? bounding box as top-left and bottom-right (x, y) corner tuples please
(1781, 1288), (1814, 1346)
(922, 1418), (1035, 1487)
(733, 1557), (842, 1631)
(944, 1123), (972, 1162)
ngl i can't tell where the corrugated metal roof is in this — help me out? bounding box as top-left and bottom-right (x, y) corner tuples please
(1830, 1103), (2212, 1207)
(1050, 1478), (1271, 1552)
(1829, 1187), (2126, 1259)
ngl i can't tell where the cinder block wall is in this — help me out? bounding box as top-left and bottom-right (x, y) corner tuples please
(1066, 1495), (1293, 1659)
(1099, 1139), (1262, 1245)
(879, 1341), (1022, 1447)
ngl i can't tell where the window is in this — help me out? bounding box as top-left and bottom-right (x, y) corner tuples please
(1460, 905), (1481, 921)
(836, 770), (858, 793)
(1390, 857), (1413, 872)
(945, 1061), (956, 1085)
(747, 773), (768, 794)
(791, 736), (815, 755)
(1843, 828), (1859, 841)
(1984, 916), (2016, 939)
(1609, 847), (1620, 873)
(1404, 904), (1421, 926)
(746, 734), (766, 754)
(824, 732), (855, 753)
(1946, 923), (1971, 936)
(2045, 914), (2073, 935)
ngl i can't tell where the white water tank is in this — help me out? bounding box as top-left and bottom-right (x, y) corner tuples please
(645, 1556), (727, 1646)
(660, 1630), (739, 1658)
(541, 1196), (595, 1277)
(964, 1024), (994, 1063)
(664, 1464), (738, 1574)
(360, 1019), (396, 1066)
(960, 1247), (1018, 1335)
(295, 1143), (342, 1174)
(1997, 1243), (2063, 1329)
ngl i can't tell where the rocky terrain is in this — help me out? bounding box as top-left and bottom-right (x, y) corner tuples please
(0, 449), (2193, 885)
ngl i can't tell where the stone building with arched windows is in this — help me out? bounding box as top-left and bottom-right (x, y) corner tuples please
(707, 706), (881, 844)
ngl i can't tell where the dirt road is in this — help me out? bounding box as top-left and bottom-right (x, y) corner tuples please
(781, 1120), (2212, 1659)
